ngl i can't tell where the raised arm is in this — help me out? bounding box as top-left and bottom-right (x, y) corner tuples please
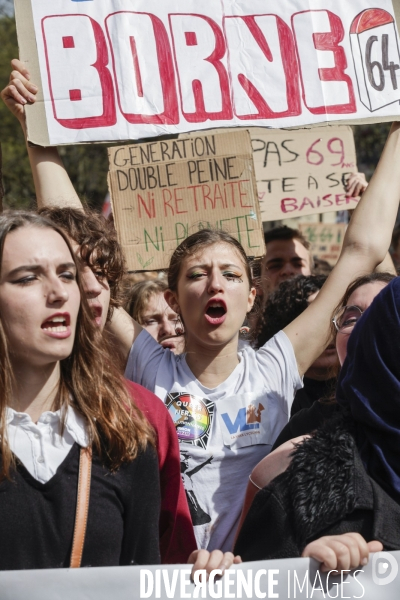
(285, 122), (400, 376)
(376, 251), (397, 274)
(1, 59), (83, 211)
(1, 59), (143, 360)
(107, 306), (143, 365)
(346, 174), (396, 275)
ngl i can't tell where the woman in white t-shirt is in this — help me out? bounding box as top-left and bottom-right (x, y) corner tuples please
(123, 229), (302, 550)
(115, 120), (400, 547)
(4, 62), (400, 552)
(116, 121), (400, 548)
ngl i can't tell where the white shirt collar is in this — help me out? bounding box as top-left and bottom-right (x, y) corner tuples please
(6, 405), (89, 448)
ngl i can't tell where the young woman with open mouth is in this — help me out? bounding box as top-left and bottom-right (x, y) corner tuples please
(1, 68), (197, 564)
(119, 215), (398, 553)
(0, 211), (161, 570)
(3, 60), (400, 554)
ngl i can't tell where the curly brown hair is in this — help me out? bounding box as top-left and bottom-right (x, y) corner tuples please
(38, 207), (125, 318)
(257, 275), (327, 348)
(0, 211), (154, 480)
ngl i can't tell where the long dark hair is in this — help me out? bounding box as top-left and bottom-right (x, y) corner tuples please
(0, 211), (154, 479)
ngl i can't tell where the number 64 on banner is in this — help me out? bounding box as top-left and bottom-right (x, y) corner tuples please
(351, 8), (400, 111)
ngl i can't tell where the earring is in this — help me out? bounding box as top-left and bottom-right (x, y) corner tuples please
(175, 314), (185, 336)
(239, 326), (250, 335)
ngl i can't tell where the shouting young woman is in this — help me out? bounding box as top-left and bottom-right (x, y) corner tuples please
(3, 60), (400, 553)
(0, 211), (160, 569)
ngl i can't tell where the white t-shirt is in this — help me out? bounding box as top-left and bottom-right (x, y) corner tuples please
(125, 330), (302, 552)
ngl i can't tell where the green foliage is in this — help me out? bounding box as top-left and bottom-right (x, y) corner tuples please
(0, 11), (109, 211)
(353, 123), (391, 180)
(58, 145), (109, 211)
(0, 13), (35, 208)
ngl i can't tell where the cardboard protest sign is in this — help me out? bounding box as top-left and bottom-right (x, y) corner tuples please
(299, 223), (347, 265)
(14, 0), (400, 146)
(251, 126), (359, 221)
(108, 130), (264, 270)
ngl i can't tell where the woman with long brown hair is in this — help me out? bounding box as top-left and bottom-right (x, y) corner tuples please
(0, 211), (160, 570)
(4, 61), (400, 556)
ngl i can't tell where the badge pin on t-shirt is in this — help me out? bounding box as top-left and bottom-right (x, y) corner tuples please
(218, 393), (269, 449)
(166, 393), (214, 449)
(350, 8), (400, 111)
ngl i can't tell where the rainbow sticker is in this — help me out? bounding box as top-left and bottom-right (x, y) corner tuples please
(166, 393), (214, 449)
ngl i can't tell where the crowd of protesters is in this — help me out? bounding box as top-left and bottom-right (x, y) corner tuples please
(1, 57), (400, 578)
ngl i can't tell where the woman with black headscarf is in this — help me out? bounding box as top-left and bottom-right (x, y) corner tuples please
(234, 276), (400, 561)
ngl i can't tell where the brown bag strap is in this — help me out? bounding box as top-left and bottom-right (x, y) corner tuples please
(70, 446), (92, 568)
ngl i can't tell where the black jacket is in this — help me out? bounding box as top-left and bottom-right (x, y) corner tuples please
(0, 443), (161, 570)
(290, 377), (336, 417)
(271, 400), (340, 451)
(234, 412), (400, 561)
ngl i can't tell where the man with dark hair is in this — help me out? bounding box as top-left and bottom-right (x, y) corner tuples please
(261, 226), (312, 298)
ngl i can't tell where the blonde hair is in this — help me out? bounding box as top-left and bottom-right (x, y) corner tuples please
(124, 279), (168, 323)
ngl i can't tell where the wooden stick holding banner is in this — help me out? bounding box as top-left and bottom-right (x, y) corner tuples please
(108, 130), (264, 271)
(13, 0), (400, 146)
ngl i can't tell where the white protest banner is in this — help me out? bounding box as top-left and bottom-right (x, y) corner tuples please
(299, 223), (347, 265)
(14, 0), (400, 146)
(0, 553), (399, 600)
(251, 126), (358, 221)
(108, 130), (264, 271)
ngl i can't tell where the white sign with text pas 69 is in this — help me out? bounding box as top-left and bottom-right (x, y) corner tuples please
(15, 0), (400, 145)
(0, 553), (399, 600)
